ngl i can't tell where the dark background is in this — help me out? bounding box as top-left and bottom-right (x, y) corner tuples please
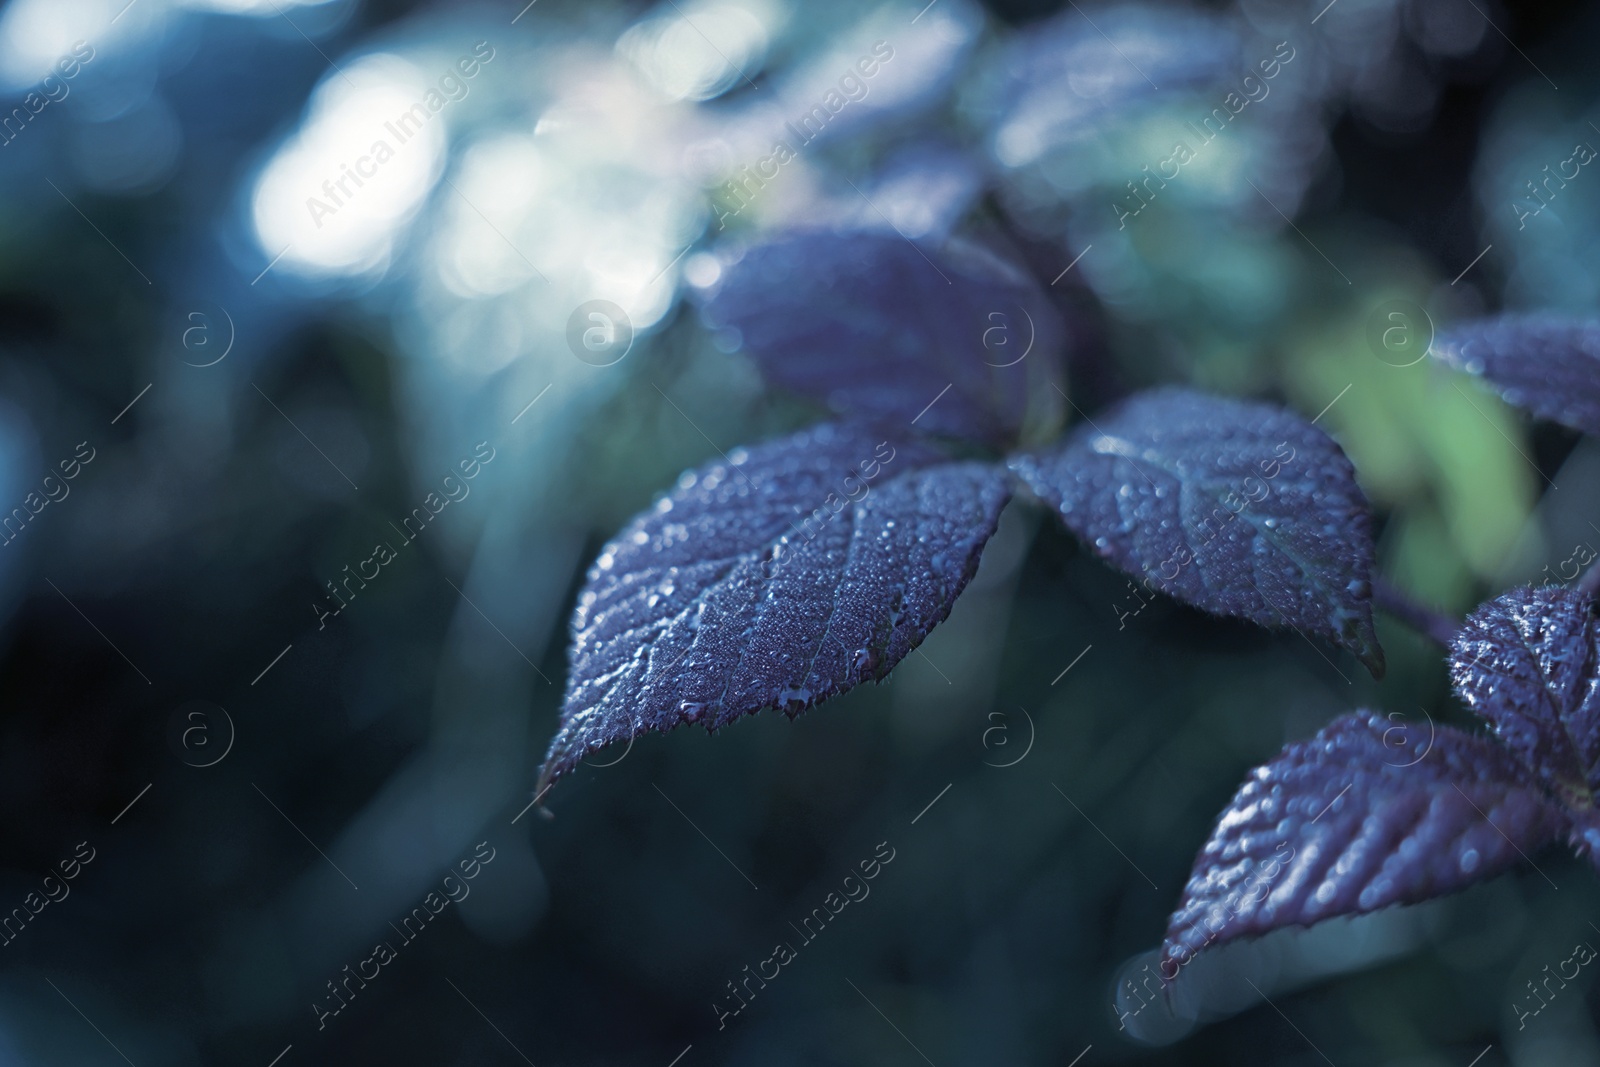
(0, 0), (1597, 1063)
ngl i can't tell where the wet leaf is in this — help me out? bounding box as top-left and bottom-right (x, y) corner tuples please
(1431, 315), (1600, 436)
(1163, 711), (1568, 974)
(1449, 586), (1600, 807)
(538, 422), (1010, 791)
(697, 230), (1063, 448)
(1008, 387), (1383, 676)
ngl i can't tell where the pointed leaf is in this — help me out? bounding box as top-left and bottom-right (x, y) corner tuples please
(1008, 387), (1383, 676)
(1163, 711), (1568, 973)
(1449, 585), (1600, 807)
(539, 422), (1011, 791)
(1431, 315), (1600, 436)
(697, 230), (1064, 448)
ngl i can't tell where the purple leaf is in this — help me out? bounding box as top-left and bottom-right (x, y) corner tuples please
(696, 230), (1064, 448)
(1007, 387), (1383, 677)
(1449, 586), (1600, 807)
(1163, 711), (1569, 974)
(1431, 315), (1600, 436)
(538, 422), (1010, 792)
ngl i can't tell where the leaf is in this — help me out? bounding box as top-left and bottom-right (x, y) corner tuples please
(1449, 586), (1600, 808)
(1007, 387), (1383, 677)
(1162, 711), (1569, 974)
(538, 422), (1010, 791)
(983, 5), (1241, 169)
(696, 230), (1064, 448)
(1431, 315), (1600, 436)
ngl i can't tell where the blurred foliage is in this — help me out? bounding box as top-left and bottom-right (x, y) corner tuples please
(0, 0), (1597, 1064)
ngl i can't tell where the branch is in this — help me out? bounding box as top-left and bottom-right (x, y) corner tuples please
(1372, 578), (1461, 649)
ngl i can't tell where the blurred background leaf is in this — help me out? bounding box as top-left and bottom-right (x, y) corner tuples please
(0, 0), (1597, 1064)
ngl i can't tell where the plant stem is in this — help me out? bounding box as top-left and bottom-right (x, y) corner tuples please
(1372, 577), (1460, 648)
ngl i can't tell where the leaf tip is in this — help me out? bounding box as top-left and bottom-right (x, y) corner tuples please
(1356, 632), (1385, 680)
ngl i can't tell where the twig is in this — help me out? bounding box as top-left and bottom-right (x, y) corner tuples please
(1372, 577), (1460, 648)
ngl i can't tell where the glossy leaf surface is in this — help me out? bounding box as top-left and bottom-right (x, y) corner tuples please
(1432, 315), (1600, 436)
(1163, 711), (1567, 972)
(1449, 586), (1600, 807)
(698, 230), (1063, 448)
(1008, 387), (1383, 676)
(539, 422), (1010, 790)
